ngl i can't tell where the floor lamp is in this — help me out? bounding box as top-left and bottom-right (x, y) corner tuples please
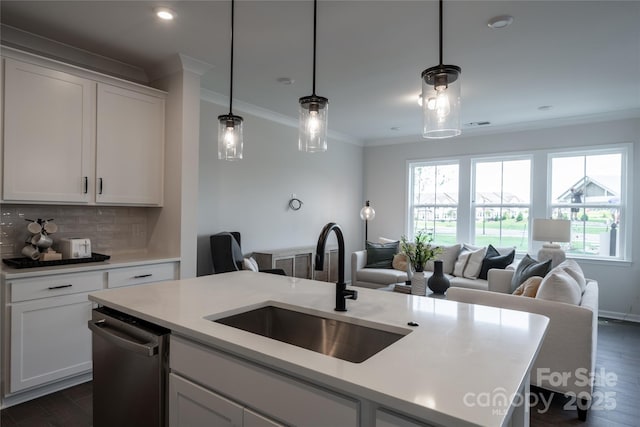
(532, 218), (571, 268)
(360, 201), (376, 243)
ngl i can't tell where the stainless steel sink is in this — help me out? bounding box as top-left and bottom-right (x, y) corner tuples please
(213, 305), (409, 363)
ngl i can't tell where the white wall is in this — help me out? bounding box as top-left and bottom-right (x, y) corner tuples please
(363, 118), (640, 321)
(197, 100), (364, 278)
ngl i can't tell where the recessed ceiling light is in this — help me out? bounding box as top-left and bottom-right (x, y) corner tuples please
(487, 15), (514, 29)
(155, 7), (176, 21)
(538, 105), (553, 111)
(276, 77), (295, 85)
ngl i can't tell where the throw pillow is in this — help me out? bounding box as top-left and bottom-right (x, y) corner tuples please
(365, 241), (398, 269)
(453, 250), (471, 277)
(512, 276), (543, 297)
(392, 253), (408, 272)
(243, 257), (259, 272)
(556, 259), (586, 292)
(379, 237), (398, 244)
(463, 247), (486, 279)
(426, 243), (461, 275)
(479, 244), (516, 280)
(510, 254), (552, 292)
(536, 270), (582, 305)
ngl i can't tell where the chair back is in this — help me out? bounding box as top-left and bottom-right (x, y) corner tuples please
(210, 232), (243, 273)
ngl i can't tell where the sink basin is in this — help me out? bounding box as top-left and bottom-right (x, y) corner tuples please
(213, 305), (409, 363)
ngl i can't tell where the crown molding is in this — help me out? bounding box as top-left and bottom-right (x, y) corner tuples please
(364, 108), (640, 147)
(0, 24), (148, 84)
(200, 88), (363, 146)
(148, 53), (213, 81)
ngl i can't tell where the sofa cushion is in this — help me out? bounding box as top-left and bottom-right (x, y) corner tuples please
(365, 241), (398, 268)
(426, 244), (461, 275)
(449, 276), (489, 291)
(463, 247), (486, 279)
(536, 269), (582, 305)
(512, 276), (543, 297)
(392, 253), (408, 271)
(357, 268), (407, 284)
(510, 254), (552, 292)
(479, 244), (516, 280)
(556, 259), (586, 292)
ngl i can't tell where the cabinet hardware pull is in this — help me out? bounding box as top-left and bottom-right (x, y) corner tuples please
(134, 274), (152, 279)
(83, 176), (88, 194)
(99, 178), (103, 195)
(48, 284), (73, 290)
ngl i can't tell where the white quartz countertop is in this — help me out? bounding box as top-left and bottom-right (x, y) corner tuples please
(88, 271), (548, 427)
(2, 253), (180, 279)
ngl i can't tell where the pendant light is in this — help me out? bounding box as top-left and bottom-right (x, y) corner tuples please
(298, 0), (328, 153)
(218, 0), (244, 160)
(421, 0), (461, 139)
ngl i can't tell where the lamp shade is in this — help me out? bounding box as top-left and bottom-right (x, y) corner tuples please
(532, 218), (571, 243)
(360, 201), (376, 221)
(299, 95), (328, 152)
(218, 114), (244, 160)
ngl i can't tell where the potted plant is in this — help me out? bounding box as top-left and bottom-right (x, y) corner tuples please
(400, 231), (440, 272)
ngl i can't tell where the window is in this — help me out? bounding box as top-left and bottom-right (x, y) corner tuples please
(472, 158), (531, 251)
(408, 162), (459, 244)
(549, 149), (626, 259)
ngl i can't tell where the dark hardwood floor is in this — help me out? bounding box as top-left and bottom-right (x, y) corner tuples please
(1, 318), (638, 427)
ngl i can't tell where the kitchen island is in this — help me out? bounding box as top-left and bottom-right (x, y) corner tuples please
(88, 271), (548, 427)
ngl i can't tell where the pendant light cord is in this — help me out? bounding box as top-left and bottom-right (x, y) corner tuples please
(438, 0), (443, 65)
(229, 0), (235, 115)
(312, 0), (318, 96)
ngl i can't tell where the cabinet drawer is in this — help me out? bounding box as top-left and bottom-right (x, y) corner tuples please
(107, 263), (176, 288)
(9, 271), (104, 302)
(171, 336), (358, 426)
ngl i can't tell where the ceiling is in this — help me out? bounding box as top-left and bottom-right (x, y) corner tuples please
(2, 1), (639, 144)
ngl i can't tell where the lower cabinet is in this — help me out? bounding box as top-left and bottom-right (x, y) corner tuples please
(170, 335), (358, 426)
(9, 292), (94, 392)
(169, 374), (283, 427)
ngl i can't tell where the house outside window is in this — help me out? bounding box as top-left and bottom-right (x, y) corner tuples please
(408, 162), (459, 244)
(472, 157), (531, 251)
(549, 148), (627, 259)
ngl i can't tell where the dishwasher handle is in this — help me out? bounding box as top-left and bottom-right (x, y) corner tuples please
(89, 319), (158, 357)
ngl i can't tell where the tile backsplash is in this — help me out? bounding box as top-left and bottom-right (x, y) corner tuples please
(1, 204), (149, 258)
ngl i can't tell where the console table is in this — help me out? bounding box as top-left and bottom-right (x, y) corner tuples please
(252, 246), (338, 282)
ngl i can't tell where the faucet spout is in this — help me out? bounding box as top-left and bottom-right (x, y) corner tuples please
(315, 222), (357, 311)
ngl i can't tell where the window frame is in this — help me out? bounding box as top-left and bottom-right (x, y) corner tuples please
(407, 159), (460, 242)
(470, 155), (533, 251)
(546, 144), (630, 261)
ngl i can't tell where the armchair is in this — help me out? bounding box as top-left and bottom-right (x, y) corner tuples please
(210, 232), (285, 275)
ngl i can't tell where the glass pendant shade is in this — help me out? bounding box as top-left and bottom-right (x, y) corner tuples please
(422, 65), (461, 139)
(217, 114), (244, 160)
(298, 95), (328, 152)
(360, 201), (376, 221)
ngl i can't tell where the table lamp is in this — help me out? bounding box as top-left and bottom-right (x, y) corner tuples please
(532, 218), (571, 268)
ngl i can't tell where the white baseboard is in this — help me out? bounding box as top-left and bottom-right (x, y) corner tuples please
(599, 310), (640, 323)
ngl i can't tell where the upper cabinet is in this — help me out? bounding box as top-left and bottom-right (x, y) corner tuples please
(2, 53), (166, 206)
(96, 83), (164, 205)
(3, 59), (95, 203)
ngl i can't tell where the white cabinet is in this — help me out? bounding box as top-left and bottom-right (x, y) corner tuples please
(2, 55), (165, 206)
(169, 374), (284, 427)
(170, 335), (358, 426)
(2, 58), (95, 203)
(96, 83), (164, 205)
(6, 271), (103, 393)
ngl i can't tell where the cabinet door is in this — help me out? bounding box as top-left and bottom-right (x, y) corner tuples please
(169, 373), (243, 427)
(96, 83), (164, 205)
(10, 293), (94, 392)
(3, 59), (94, 203)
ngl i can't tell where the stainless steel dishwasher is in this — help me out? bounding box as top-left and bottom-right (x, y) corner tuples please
(89, 306), (169, 427)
